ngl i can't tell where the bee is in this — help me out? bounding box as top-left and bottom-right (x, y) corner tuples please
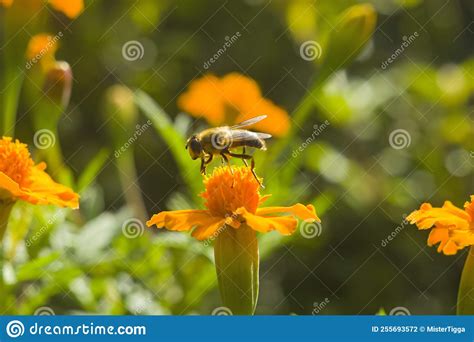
(185, 115), (271, 187)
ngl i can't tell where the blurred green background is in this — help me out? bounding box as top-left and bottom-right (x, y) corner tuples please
(2, 0), (473, 315)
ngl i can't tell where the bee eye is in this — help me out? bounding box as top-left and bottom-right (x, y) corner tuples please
(190, 139), (202, 152)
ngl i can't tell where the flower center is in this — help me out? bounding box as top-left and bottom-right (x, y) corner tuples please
(0, 137), (34, 187)
(202, 166), (261, 217)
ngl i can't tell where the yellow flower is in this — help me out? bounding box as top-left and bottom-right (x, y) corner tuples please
(0, 137), (78, 208)
(177, 73), (290, 137)
(47, 0), (83, 18)
(0, 0), (13, 6)
(407, 196), (474, 255)
(26, 33), (59, 70)
(0, 0), (83, 18)
(147, 166), (319, 240)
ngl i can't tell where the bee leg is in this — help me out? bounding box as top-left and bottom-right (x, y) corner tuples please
(220, 152), (233, 172)
(242, 147), (248, 167)
(227, 152), (264, 189)
(200, 157), (206, 175)
(200, 154), (213, 175)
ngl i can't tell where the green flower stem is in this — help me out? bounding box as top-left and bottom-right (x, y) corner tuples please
(214, 224), (259, 315)
(117, 150), (148, 223)
(457, 246), (474, 315)
(0, 200), (14, 242)
(33, 117), (73, 186)
(1, 68), (24, 136)
(0, 200), (14, 311)
(270, 77), (326, 164)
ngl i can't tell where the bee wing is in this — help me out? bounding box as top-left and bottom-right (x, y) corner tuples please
(229, 115), (267, 129)
(229, 130), (272, 142)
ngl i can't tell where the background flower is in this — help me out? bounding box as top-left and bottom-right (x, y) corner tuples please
(408, 197), (474, 255)
(178, 73), (290, 137)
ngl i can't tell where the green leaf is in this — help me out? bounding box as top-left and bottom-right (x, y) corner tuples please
(77, 148), (110, 191)
(134, 90), (202, 200)
(16, 252), (60, 282)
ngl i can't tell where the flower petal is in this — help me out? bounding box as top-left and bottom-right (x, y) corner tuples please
(48, 0), (83, 18)
(237, 207), (298, 235)
(147, 209), (226, 240)
(464, 195), (474, 222)
(18, 163), (79, 208)
(257, 203), (320, 222)
(0, 171), (22, 199)
(191, 218), (226, 241)
(0, 0), (13, 7)
(407, 201), (470, 231)
(409, 199), (474, 255)
(177, 74), (226, 126)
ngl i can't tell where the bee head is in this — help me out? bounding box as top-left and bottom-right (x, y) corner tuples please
(185, 135), (202, 160)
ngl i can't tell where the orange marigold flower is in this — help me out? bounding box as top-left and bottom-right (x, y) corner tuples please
(0, 137), (79, 208)
(26, 33), (59, 70)
(147, 166), (319, 240)
(48, 0), (83, 18)
(0, 0), (83, 18)
(0, 0), (13, 7)
(177, 73), (290, 137)
(407, 196), (474, 255)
